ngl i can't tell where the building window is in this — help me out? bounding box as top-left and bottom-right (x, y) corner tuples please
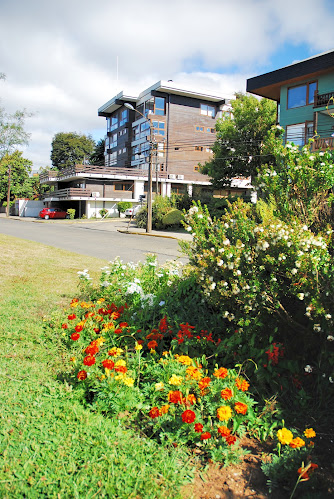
(152, 120), (165, 136)
(195, 146), (204, 151)
(286, 122), (314, 146)
(287, 82), (317, 109)
(196, 125), (204, 132)
(119, 109), (128, 126)
(194, 165), (200, 172)
(200, 103), (216, 117)
(154, 97), (166, 115)
(108, 115), (119, 132)
(114, 182), (133, 191)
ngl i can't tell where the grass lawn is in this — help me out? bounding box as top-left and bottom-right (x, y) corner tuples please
(0, 234), (194, 498)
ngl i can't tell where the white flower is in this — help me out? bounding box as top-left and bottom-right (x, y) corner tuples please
(297, 293), (304, 300)
(325, 314), (332, 320)
(217, 259), (224, 267)
(159, 301), (165, 306)
(126, 283), (143, 295)
(313, 324), (321, 332)
(209, 282), (216, 290)
(186, 226), (192, 232)
(329, 377), (334, 383)
(223, 238), (230, 245)
(304, 365), (313, 373)
(291, 268), (298, 275)
(134, 278), (141, 283)
(327, 335), (334, 341)
(101, 281), (111, 287)
(309, 156), (315, 160)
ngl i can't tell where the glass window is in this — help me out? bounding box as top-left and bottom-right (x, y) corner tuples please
(287, 82), (317, 108)
(154, 97), (165, 115)
(200, 104), (216, 117)
(137, 103), (144, 116)
(308, 82), (317, 104)
(196, 126), (204, 132)
(286, 123), (306, 146)
(145, 98), (154, 116)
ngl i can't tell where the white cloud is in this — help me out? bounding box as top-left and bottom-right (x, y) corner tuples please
(0, 0), (333, 169)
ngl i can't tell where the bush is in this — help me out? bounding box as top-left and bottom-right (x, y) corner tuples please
(117, 201), (131, 216)
(99, 208), (109, 218)
(66, 208), (75, 219)
(162, 208), (183, 227)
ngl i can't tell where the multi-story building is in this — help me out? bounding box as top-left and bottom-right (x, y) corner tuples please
(40, 81), (251, 218)
(246, 49), (334, 150)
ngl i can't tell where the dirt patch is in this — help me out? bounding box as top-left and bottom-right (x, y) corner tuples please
(182, 437), (334, 499)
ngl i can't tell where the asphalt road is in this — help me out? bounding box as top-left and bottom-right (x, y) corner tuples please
(0, 217), (189, 264)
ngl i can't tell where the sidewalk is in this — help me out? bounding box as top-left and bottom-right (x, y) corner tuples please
(0, 214), (192, 241)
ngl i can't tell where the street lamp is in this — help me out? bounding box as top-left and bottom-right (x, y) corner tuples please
(124, 102), (153, 233)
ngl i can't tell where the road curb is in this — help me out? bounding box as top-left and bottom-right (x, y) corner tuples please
(117, 229), (181, 240)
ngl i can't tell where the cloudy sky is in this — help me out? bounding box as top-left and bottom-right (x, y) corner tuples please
(1, 0), (334, 171)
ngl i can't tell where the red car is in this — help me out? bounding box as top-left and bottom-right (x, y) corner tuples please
(39, 208), (69, 220)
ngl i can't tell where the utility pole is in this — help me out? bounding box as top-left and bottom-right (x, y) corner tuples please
(6, 165), (11, 217)
(146, 125), (153, 232)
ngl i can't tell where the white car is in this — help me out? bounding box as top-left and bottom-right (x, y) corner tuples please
(124, 205), (142, 217)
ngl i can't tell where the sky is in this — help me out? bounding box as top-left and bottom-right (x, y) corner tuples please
(1, 0), (334, 171)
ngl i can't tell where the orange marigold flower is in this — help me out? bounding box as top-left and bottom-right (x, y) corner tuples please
(85, 343), (99, 355)
(186, 365), (203, 380)
(77, 370), (87, 380)
(186, 394), (196, 406)
(217, 425), (230, 437)
(149, 407), (160, 419)
(71, 332), (80, 341)
(225, 434), (237, 446)
(177, 355), (192, 366)
(217, 405), (232, 421)
(198, 377), (211, 390)
(68, 314), (76, 320)
(102, 359), (115, 370)
(181, 410), (196, 424)
(304, 428), (316, 439)
(298, 463), (318, 481)
(83, 355), (96, 366)
(213, 367), (228, 379)
(160, 404), (169, 415)
(289, 437), (305, 448)
(221, 388), (233, 400)
(194, 423), (203, 433)
(277, 428), (293, 445)
(147, 340), (158, 350)
(168, 390), (183, 404)
(200, 431), (211, 440)
(115, 365), (127, 373)
(234, 402), (248, 415)
(235, 377), (250, 392)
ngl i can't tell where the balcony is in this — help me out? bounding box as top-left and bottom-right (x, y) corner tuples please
(40, 165), (168, 182)
(43, 188), (92, 199)
(312, 136), (334, 151)
(314, 91), (334, 108)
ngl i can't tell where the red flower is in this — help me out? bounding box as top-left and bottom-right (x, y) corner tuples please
(200, 432), (211, 441)
(71, 332), (80, 341)
(198, 377), (211, 390)
(83, 355), (96, 366)
(102, 359), (115, 370)
(61, 323), (68, 329)
(114, 328), (123, 335)
(181, 410), (196, 424)
(225, 434), (237, 446)
(221, 388), (233, 400)
(68, 314), (76, 320)
(85, 343), (99, 355)
(149, 407), (160, 419)
(115, 365), (127, 373)
(148, 340), (158, 350)
(93, 328), (100, 333)
(194, 423), (203, 433)
(217, 425), (230, 437)
(119, 322), (128, 327)
(75, 324), (84, 333)
(168, 390), (183, 404)
(234, 402), (248, 415)
(77, 370), (87, 380)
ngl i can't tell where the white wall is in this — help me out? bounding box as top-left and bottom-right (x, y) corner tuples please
(15, 199), (45, 217)
(86, 200), (120, 218)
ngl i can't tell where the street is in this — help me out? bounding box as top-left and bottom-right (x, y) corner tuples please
(0, 217), (190, 264)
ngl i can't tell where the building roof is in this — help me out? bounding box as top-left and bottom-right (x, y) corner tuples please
(246, 49), (334, 101)
(98, 81), (227, 116)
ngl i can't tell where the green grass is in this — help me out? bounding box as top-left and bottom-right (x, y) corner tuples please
(0, 234), (194, 498)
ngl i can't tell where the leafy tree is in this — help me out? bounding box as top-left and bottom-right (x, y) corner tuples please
(90, 138), (105, 166)
(0, 151), (33, 203)
(50, 132), (95, 170)
(201, 93), (276, 188)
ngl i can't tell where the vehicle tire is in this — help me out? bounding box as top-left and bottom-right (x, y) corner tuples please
(44, 215), (49, 220)
(65, 214), (70, 219)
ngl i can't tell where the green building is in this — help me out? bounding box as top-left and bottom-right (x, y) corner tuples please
(246, 50), (334, 151)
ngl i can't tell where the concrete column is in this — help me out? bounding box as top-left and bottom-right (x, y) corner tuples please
(134, 179), (145, 200)
(187, 184), (193, 197)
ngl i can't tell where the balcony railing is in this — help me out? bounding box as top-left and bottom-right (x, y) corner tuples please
(40, 165), (168, 183)
(43, 188), (92, 199)
(312, 136), (334, 151)
(314, 91), (334, 108)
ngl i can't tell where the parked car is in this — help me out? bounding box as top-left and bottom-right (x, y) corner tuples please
(39, 208), (69, 220)
(124, 205), (142, 218)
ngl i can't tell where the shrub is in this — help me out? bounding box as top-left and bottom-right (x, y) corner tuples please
(99, 208), (109, 218)
(117, 201), (131, 216)
(162, 208), (183, 227)
(66, 208), (75, 219)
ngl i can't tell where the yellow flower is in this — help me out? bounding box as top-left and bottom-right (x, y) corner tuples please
(160, 404), (169, 415)
(304, 428), (316, 439)
(97, 298), (105, 304)
(277, 428), (293, 445)
(169, 374), (183, 386)
(122, 377), (135, 387)
(135, 343), (143, 351)
(102, 322), (114, 331)
(95, 337), (105, 346)
(217, 405), (232, 421)
(70, 302), (79, 308)
(115, 359), (126, 367)
(162, 351), (169, 357)
(115, 373), (126, 381)
(155, 382), (164, 391)
(176, 355), (192, 366)
(108, 347), (123, 357)
(70, 356), (76, 363)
